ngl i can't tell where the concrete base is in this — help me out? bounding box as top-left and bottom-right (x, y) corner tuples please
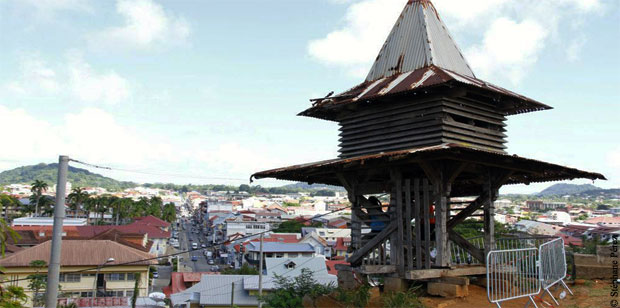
(337, 268), (362, 290)
(384, 277), (409, 293)
(427, 281), (469, 298)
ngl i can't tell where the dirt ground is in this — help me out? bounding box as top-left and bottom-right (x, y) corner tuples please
(421, 280), (610, 308)
(305, 280), (611, 308)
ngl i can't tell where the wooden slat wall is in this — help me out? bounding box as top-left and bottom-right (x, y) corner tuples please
(337, 97), (508, 158)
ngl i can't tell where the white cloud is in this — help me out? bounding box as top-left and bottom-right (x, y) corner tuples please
(3, 52), (131, 105)
(307, 0), (404, 77)
(310, 0), (605, 83)
(67, 53), (131, 105)
(0, 105), (314, 184)
(90, 0), (190, 50)
(465, 18), (548, 84)
(5, 54), (60, 95)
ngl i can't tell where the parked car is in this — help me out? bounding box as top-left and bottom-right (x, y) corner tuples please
(191, 255), (198, 262)
(207, 259), (215, 265)
(210, 265), (219, 272)
(201, 244), (207, 248)
(152, 272), (159, 278)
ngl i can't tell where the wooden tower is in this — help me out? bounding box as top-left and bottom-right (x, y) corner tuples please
(252, 0), (604, 281)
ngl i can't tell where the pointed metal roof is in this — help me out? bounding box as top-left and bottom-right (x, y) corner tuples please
(365, 0), (474, 82)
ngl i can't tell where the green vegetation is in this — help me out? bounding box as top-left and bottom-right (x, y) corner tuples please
(272, 220), (322, 233)
(334, 284), (371, 308)
(27, 260), (47, 307)
(260, 268), (335, 308)
(453, 219), (515, 239)
(382, 285), (423, 308)
(0, 163), (135, 191)
(537, 183), (600, 196)
(221, 264), (259, 275)
(0, 285), (27, 308)
(131, 272), (141, 308)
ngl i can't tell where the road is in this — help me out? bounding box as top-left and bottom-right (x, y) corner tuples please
(151, 265), (172, 293)
(178, 221), (222, 273)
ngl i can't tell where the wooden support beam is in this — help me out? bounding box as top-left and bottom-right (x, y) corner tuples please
(405, 266), (487, 280)
(414, 179), (422, 269)
(391, 169), (405, 275)
(405, 179), (413, 271)
(422, 179), (431, 269)
(448, 231), (484, 263)
(484, 171), (496, 256)
(348, 223), (397, 265)
(359, 265), (396, 274)
(447, 170), (512, 230)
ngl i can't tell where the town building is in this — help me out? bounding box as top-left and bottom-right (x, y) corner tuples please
(0, 240), (155, 306)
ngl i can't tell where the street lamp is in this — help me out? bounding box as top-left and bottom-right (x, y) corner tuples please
(91, 257), (115, 307)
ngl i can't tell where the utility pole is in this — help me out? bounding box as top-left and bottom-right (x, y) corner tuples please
(258, 233), (264, 308)
(45, 155), (69, 308)
(230, 282), (235, 308)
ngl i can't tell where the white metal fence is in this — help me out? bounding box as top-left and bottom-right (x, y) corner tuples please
(486, 248), (541, 308)
(538, 237), (573, 305)
(486, 236), (573, 308)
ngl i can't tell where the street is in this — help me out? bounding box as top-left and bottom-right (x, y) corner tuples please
(176, 219), (229, 273)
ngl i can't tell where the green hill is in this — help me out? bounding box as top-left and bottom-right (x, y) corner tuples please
(537, 183), (601, 196)
(0, 163), (136, 191)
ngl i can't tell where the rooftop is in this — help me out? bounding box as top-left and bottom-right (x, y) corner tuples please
(0, 240), (156, 267)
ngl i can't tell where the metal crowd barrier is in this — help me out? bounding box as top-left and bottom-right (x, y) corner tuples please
(450, 236), (556, 266)
(486, 236), (573, 308)
(487, 248), (541, 308)
(538, 237), (573, 305)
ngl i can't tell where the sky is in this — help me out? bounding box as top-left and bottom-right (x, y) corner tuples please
(0, 0), (618, 194)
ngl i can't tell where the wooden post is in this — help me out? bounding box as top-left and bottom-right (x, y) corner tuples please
(413, 179), (422, 269)
(433, 166), (450, 267)
(392, 170), (405, 275)
(422, 179), (431, 269)
(404, 179), (413, 271)
(483, 172), (495, 258)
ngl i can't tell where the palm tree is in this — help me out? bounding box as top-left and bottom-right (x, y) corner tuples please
(67, 187), (89, 218)
(38, 196), (55, 217)
(161, 203), (176, 223)
(30, 180), (48, 217)
(84, 197), (98, 225)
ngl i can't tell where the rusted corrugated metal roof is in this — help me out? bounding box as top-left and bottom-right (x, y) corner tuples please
(302, 65), (550, 120)
(251, 143), (605, 187)
(366, 0), (474, 82)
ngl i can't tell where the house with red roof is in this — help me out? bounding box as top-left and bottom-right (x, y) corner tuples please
(162, 272), (219, 297)
(134, 215), (171, 230)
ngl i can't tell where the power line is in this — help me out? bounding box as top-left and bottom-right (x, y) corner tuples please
(69, 158), (249, 182)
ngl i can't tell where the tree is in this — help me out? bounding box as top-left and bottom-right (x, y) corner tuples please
(147, 197), (163, 217)
(221, 264), (258, 275)
(131, 273), (141, 308)
(0, 195), (20, 221)
(67, 187), (89, 218)
(37, 196), (55, 217)
(27, 260), (47, 307)
(260, 268), (334, 308)
(29, 180), (48, 217)
(161, 203), (176, 223)
(0, 285), (27, 308)
(0, 218), (20, 257)
(272, 220), (305, 233)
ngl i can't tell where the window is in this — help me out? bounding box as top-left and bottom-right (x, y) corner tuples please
(80, 292), (93, 297)
(126, 273), (135, 281)
(59, 273), (81, 283)
(105, 290), (125, 297)
(106, 273), (126, 281)
(285, 261), (296, 269)
(125, 290), (134, 297)
(275, 253), (284, 258)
